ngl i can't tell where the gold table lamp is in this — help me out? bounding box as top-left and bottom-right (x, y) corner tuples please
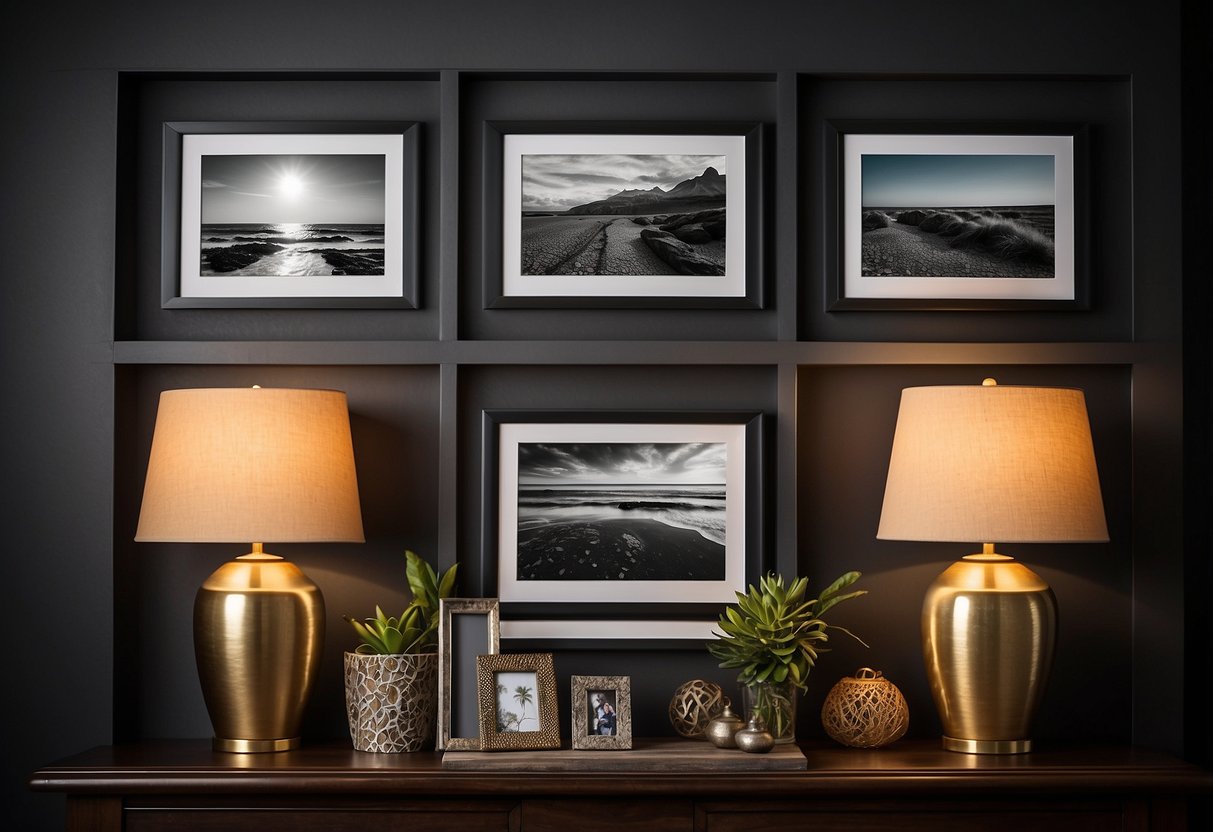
(878, 379), (1107, 754)
(136, 387), (364, 752)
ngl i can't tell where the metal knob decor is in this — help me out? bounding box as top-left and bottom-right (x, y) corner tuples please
(668, 679), (725, 739)
(734, 714), (774, 754)
(705, 698), (745, 748)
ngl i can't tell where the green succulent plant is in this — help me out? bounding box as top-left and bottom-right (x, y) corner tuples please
(707, 571), (867, 692)
(345, 550), (458, 655)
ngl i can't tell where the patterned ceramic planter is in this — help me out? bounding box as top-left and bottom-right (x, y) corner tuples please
(344, 651), (438, 752)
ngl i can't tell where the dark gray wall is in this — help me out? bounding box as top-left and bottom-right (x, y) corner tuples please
(1181, 0), (1213, 776)
(2, 2), (1203, 830)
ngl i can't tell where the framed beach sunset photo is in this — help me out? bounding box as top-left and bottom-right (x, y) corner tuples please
(483, 122), (765, 309)
(482, 410), (764, 645)
(162, 121), (419, 307)
(826, 122), (1088, 311)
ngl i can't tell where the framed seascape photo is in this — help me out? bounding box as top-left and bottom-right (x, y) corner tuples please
(825, 122), (1088, 311)
(437, 598), (500, 751)
(475, 652), (561, 751)
(571, 675), (632, 751)
(162, 121), (420, 308)
(483, 122), (765, 309)
(482, 410), (764, 645)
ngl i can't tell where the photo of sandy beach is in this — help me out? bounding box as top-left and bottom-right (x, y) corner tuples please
(199, 153), (386, 277)
(520, 154), (727, 277)
(515, 441), (727, 583)
(860, 154), (1056, 279)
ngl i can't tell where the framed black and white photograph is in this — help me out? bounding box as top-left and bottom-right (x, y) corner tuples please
(482, 410), (764, 645)
(437, 598), (500, 751)
(571, 675), (632, 751)
(483, 122), (764, 309)
(475, 652), (561, 751)
(826, 122), (1088, 311)
(162, 121), (420, 308)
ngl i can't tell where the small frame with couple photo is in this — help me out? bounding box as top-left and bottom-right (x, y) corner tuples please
(571, 675), (632, 750)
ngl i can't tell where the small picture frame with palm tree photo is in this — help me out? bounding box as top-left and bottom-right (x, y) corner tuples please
(476, 652), (561, 751)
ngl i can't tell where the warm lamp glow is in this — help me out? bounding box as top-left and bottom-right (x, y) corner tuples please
(135, 387), (364, 544)
(877, 381), (1107, 544)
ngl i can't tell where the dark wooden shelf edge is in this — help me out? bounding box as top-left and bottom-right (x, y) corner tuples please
(30, 740), (1213, 799)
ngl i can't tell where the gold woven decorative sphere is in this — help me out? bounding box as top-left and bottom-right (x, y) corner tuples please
(821, 668), (909, 748)
(668, 679), (725, 738)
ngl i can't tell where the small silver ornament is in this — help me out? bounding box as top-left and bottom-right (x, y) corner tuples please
(734, 714), (774, 754)
(705, 699), (745, 748)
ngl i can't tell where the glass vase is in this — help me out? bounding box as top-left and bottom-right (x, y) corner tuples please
(742, 679), (798, 744)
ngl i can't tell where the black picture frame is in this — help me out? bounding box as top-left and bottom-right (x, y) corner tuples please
(481, 409), (766, 648)
(824, 120), (1090, 312)
(482, 121), (766, 310)
(161, 120), (421, 309)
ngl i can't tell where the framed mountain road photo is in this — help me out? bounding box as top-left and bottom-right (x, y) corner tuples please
(484, 122), (765, 309)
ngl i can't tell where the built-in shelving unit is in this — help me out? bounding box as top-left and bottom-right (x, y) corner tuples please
(109, 70), (1183, 760)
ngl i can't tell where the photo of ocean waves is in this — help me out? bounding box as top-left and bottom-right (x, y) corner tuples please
(200, 222), (386, 276)
(518, 484), (725, 546)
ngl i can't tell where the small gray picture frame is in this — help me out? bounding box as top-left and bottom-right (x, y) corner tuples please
(437, 598), (500, 751)
(571, 674), (632, 750)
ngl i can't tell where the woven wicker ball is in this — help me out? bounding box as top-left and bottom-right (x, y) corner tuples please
(821, 668), (909, 748)
(668, 679), (726, 738)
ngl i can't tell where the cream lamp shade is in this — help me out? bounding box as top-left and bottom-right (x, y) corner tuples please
(877, 381), (1108, 544)
(135, 387), (364, 544)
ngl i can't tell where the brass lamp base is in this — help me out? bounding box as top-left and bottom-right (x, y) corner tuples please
(213, 737), (301, 753)
(943, 737), (1033, 754)
(922, 549), (1056, 755)
(194, 546), (324, 754)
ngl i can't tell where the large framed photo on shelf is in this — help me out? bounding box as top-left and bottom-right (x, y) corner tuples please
(825, 121), (1089, 311)
(482, 410), (765, 646)
(161, 121), (420, 308)
(483, 122), (765, 309)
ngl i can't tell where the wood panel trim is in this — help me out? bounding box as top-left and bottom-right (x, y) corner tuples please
(32, 740), (1213, 800)
(66, 797), (122, 832)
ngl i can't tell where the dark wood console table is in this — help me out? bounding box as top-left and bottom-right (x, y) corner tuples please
(30, 739), (1213, 831)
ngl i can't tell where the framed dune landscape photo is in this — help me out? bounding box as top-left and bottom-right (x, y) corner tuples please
(483, 122), (765, 309)
(162, 121), (419, 308)
(826, 122), (1088, 311)
(482, 410), (764, 645)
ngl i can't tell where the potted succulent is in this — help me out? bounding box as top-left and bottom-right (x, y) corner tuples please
(707, 572), (866, 744)
(343, 550), (457, 752)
